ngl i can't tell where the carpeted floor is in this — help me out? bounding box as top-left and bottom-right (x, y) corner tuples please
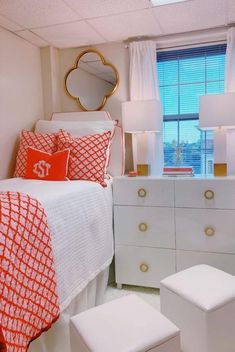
(104, 283), (161, 311)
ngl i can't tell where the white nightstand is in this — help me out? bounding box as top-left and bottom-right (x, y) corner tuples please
(113, 176), (176, 289)
(113, 175), (235, 289)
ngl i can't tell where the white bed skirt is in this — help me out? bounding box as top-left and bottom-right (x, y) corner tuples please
(29, 268), (109, 352)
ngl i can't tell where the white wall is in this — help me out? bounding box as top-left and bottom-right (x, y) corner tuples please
(0, 36), (131, 178)
(41, 46), (61, 120)
(0, 27), (44, 179)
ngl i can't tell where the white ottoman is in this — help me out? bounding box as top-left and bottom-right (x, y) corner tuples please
(70, 294), (180, 352)
(160, 264), (235, 352)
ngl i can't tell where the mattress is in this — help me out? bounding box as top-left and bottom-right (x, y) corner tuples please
(0, 178), (114, 310)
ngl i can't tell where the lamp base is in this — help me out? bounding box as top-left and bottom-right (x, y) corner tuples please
(214, 163), (227, 177)
(137, 164), (150, 176)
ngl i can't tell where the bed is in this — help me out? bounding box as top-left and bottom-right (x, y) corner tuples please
(0, 111), (124, 352)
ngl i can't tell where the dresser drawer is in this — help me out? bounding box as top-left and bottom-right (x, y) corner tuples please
(115, 245), (176, 288)
(113, 178), (174, 207)
(114, 206), (175, 248)
(176, 208), (235, 254)
(175, 179), (235, 209)
(177, 250), (235, 276)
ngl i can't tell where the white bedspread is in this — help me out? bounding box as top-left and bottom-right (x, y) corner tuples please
(0, 178), (114, 310)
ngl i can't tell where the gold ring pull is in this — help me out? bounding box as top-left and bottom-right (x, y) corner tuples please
(138, 223), (148, 232)
(138, 188), (147, 198)
(204, 227), (215, 236)
(204, 190), (214, 200)
(139, 263), (149, 273)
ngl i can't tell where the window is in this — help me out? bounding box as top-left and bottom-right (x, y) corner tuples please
(157, 44), (226, 174)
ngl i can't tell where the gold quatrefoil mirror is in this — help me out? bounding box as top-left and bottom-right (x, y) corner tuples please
(65, 49), (119, 111)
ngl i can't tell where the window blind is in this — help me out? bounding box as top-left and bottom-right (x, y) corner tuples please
(157, 44), (226, 174)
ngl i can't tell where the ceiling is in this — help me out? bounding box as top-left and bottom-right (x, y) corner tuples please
(0, 0), (234, 48)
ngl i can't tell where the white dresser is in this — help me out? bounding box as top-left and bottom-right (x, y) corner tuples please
(113, 176), (235, 289)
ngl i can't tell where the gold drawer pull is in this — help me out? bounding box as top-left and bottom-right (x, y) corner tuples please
(138, 223), (148, 232)
(204, 190), (214, 200)
(138, 188), (147, 198)
(139, 263), (149, 273)
(204, 227), (215, 236)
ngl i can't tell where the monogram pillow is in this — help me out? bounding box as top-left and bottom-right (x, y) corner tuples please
(14, 130), (57, 177)
(25, 147), (70, 181)
(57, 129), (112, 187)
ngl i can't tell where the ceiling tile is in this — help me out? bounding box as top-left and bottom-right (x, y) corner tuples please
(0, 0), (79, 28)
(16, 30), (50, 47)
(32, 21), (105, 48)
(227, 0), (235, 23)
(88, 9), (162, 42)
(64, 0), (150, 19)
(0, 14), (23, 31)
(152, 0), (227, 34)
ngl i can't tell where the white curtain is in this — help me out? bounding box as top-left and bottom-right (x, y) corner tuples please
(225, 28), (235, 175)
(129, 41), (163, 175)
(225, 28), (235, 92)
(130, 41), (160, 100)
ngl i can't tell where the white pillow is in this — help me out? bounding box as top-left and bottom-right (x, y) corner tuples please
(35, 120), (115, 137)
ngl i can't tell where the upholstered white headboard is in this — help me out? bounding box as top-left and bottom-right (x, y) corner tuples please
(50, 111), (124, 177)
(52, 111), (111, 122)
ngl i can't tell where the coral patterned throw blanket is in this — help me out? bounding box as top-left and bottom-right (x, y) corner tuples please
(0, 192), (60, 352)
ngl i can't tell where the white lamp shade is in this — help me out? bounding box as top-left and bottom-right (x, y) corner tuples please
(122, 100), (162, 133)
(199, 93), (235, 130)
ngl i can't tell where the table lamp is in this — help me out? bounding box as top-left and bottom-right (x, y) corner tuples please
(122, 99), (162, 176)
(199, 92), (235, 176)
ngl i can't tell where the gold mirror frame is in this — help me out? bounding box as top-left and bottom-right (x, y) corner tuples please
(64, 49), (119, 111)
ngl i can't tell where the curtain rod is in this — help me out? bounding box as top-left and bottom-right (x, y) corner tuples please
(124, 38), (226, 52)
(156, 39), (226, 52)
(124, 25), (231, 50)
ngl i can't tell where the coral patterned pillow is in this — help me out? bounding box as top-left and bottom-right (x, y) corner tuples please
(57, 129), (112, 187)
(25, 147), (70, 181)
(14, 130), (57, 177)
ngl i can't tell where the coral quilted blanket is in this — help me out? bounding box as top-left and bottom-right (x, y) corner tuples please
(0, 192), (60, 352)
